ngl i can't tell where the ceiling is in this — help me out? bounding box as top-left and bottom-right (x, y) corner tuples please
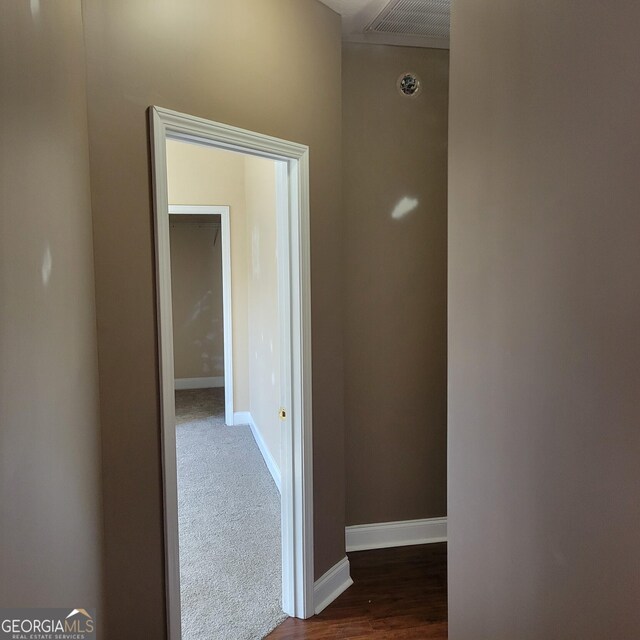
(319, 0), (450, 50)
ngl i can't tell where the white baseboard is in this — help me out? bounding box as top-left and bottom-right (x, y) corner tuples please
(233, 411), (281, 493)
(174, 376), (224, 390)
(313, 556), (353, 615)
(345, 517), (447, 552)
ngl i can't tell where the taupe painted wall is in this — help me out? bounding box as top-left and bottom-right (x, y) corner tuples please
(167, 141), (250, 408)
(0, 0), (103, 628)
(449, 2), (640, 638)
(170, 221), (224, 380)
(343, 43), (448, 525)
(245, 155), (281, 468)
(82, 1), (344, 635)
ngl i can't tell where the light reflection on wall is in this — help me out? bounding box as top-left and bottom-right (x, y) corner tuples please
(41, 244), (52, 285)
(187, 290), (213, 323)
(391, 196), (419, 219)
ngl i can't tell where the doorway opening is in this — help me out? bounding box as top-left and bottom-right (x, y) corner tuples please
(150, 107), (314, 640)
(169, 205), (233, 426)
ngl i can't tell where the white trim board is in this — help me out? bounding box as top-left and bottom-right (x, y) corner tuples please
(345, 517), (447, 552)
(313, 556), (353, 615)
(168, 204), (234, 427)
(234, 411), (281, 492)
(174, 376), (224, 390)
(150, 106), (315, 637)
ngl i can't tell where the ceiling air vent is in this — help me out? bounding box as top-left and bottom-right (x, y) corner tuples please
(365, 0), (450, 41)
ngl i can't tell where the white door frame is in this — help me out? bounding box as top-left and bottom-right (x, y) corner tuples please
(168, 205), (234, 427)
(149, 106), (314, 640)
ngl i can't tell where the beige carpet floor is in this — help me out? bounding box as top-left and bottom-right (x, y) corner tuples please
(175, 388), (286, 640)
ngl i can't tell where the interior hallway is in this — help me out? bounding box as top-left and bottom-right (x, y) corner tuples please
(175, 388), (286, 639)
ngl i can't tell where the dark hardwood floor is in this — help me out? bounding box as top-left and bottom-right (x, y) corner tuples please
(267, 543), (447, 639)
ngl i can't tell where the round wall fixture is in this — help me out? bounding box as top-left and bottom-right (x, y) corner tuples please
(397, 72), (421, 97)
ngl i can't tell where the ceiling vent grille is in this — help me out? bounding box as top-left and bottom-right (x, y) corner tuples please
(365, 0), (450, 40)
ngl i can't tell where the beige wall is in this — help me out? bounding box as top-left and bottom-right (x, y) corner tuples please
(449, 2), (640, 638)
(245, 155), (281, 468)
(0, 0), (103, 629)
(170, 220), (224, 380)
(167, 141), (249, 407)
(82, 1), (343, 635)
(168, 146), (282, 468)
(343, 43), (449, 525)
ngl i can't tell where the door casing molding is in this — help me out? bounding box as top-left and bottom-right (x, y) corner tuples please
(168, 204), (234, 426)
(149, 106), (315, 639)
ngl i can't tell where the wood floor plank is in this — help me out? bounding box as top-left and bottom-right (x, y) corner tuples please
(267, 543), (447, 639)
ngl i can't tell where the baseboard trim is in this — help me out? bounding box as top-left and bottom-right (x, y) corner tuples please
(345, 517), (447, 552)
(174, 376), (224, 390)
(233, 411), (281, 493)
(314, 556), (353, 615)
